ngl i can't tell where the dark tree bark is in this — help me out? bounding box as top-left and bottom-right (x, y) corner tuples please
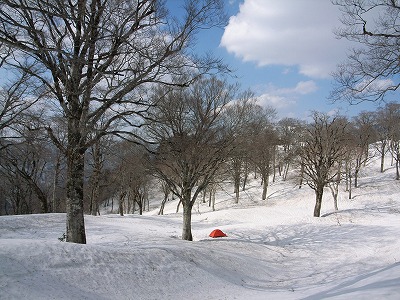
(182, 192), (193, 241)
(314, 185), (324, 217)
(300, 113), (348, 217)
(150, 77), (237, 241)
(0, 0), (227, 243)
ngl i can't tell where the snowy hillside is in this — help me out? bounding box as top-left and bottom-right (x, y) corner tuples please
(1, 156), (400, 299)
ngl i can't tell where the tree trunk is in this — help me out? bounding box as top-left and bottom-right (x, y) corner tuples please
(211, 188), (216, 212)
(348, 172), (352, 199)
(234, 177), (240, 204)
(283, 163), (289, 181)
(90, 142), (102, 216)
(51, 153), (61, 213)
(158, 194), (168, 215)
(119, 191), (126, 216)
(261, 168), (269, 200)
(242, 160), (248, 191)
(354, 167), (359, 188)
(313, 185), (324, 217)
(329, 184), (339, 211)
(345, 160), (349, 192)
(380, 142), (386, 173)
(90, 183), (99, 216)
(298, 162), (304, 188)
(34, 182), (49, 214)
(65, 142), (86, 244)
(182, 201), (193, 241)
(176, 199), (182, 213)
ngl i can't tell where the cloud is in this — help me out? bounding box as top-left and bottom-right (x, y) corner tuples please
(278, 80), (318, 95)
(257, 94), (291, 109)
(256, 80), (318, 109)
(221, 0), (351, 78)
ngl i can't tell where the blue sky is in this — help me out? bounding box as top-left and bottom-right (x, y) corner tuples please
(186, 0), (392, 120)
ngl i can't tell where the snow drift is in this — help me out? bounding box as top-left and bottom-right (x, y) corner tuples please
(1, 156), (400, 299)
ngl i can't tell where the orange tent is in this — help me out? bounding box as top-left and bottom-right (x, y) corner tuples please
(209, 229), (227, 238)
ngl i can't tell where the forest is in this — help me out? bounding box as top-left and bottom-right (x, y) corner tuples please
(0, 0), (399, 244)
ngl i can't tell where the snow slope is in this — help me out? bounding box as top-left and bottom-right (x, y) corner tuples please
(1, 156), (400, 299)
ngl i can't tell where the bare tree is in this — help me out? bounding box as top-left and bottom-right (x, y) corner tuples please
(222, 93), (262, 203)
(348, 111), (377, 187)
(149, 77), (237, 241)
(374, 107), (391, 173)
(0, 73), (43, 149)
(385, 103), (400, 179)
(331, 0), (400, 103)
(276, 117), (306, 181)
(0, 0), (227, 243)
(300, 113), (348, 217)
(374, 102), (400, 178)
(0, 129), (53, 214)
(252, 124), (278, 200)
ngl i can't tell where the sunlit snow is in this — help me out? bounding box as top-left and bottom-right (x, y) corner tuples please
(1, 155), (400, 299)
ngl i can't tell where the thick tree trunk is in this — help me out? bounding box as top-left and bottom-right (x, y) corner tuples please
(51, 153), (61, 213)
(261, 170), (269, 200)
(65, 144), (86, 244)
(90, 143), (102, 216)
(354, 168), (359, 188)
(119, 191), (126, 216)
(313, 186), (324, 217)
(262, 178), (268, 200)
(182, 202), (193, 241)
(329, 185), (339, 211)
(158, 195), (168, 215)
(380, 142), (386, 173)
(211, 188), (216, 212)
(34, 183), (48, 214)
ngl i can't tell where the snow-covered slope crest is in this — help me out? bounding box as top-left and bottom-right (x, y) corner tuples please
(1, 157), (400, 299)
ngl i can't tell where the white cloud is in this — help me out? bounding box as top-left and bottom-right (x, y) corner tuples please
(221, 0), (352, 78)
(278, 80), (318, 95)
(257, 94), (291, 109)
(356, 78), (395, 93)
(256, 80), (317, 110)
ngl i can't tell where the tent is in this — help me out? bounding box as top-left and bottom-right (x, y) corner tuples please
(209, 229), (227, 238)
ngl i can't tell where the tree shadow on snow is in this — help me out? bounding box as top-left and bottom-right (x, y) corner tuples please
(300, 262), (400, 300)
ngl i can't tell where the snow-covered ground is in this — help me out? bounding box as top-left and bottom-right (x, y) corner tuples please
(1, 156), (400, 299)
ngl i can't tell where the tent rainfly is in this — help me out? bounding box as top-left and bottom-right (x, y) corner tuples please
(209, 229), (227, 238)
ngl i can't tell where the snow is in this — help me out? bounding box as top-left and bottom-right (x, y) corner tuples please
(1, 156), (400, 299)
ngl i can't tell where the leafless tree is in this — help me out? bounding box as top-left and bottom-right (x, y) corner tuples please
(276, 117), (306, 181)
(373, 102), (400, 179)
(331, 0), (400, 103)
(253, 125), (278, 201)
(384, 103), (400, 179)
(373, 107), (391, 173)
(0, 129), (53, 214)
(0, 0), (227, 243)
(0, 73), (44, 149)
(222, 92), (263, 203)
(348, 111), (377, 187)
(149, 76), (238, 241)
(300, 112), (348, 217)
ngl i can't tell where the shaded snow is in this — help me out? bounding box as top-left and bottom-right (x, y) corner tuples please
(1, 156), (400, 299)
